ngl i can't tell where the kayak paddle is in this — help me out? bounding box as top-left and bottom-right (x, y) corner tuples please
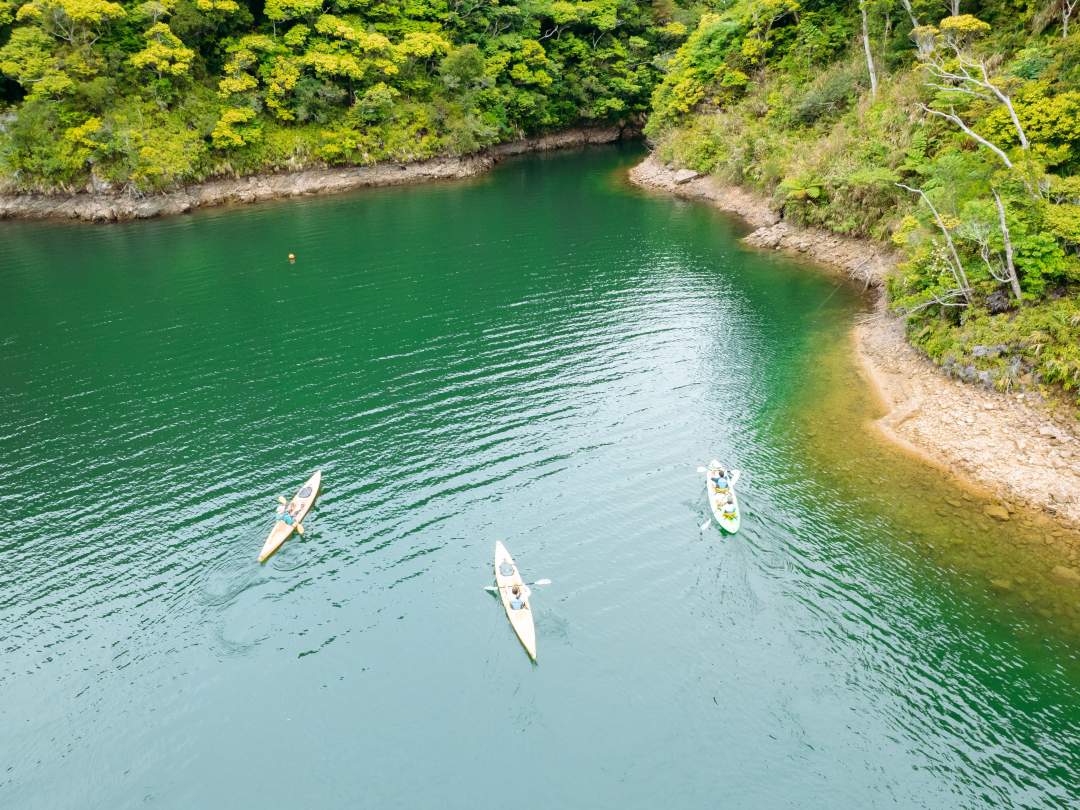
(484, 578), (552, 592)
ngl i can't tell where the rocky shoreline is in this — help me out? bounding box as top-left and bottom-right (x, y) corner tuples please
(0, 126), (629, 222)
(629, 154), (1080, 531)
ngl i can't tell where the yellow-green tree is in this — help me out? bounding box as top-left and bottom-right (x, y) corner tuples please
(131, 22), (195, 79)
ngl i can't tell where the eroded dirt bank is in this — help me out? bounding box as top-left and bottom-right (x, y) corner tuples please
(630, 153), (1080, 538)
(0, 127), (629, 222)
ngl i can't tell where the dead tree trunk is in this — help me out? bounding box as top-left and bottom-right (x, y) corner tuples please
(1063, 0), (1078, 36)
(899, 0), (920, 27)
(861, 2), (878, 98)
(992, 190), (1023, 302)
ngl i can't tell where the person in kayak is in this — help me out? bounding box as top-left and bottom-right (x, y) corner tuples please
(711, 468), (729, 492)
(509, 584), (530, 610)
(722, 499), (737, 518)
(277, 502), (297, 526)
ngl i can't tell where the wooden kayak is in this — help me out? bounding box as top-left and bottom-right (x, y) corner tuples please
(258, 470), (321, 562)
(706, 460), (741, 534)
(494, 541), (537, 661)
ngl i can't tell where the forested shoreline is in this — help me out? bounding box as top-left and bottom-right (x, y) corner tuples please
(644, 0), (1079, 410)
(1, 0), (1078, 407)
(0, 0), (682, 191)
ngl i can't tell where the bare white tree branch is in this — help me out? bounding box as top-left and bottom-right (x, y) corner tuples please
(898, 288), (970, 315)
(899, 0), (920, 28)
(973, 59), (1029, 149)
(919, 104), (1014, 167)
(897, 182), (974, 305)
(992, 189), (1023, 301)
(920, 40), (1030, 156)
(1063, 0), (1078, 36)
(970, 221), (1011, 283)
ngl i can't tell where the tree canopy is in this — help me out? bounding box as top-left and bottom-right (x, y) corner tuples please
(0, 0), (691, 189)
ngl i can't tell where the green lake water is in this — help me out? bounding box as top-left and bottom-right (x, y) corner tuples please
(2, 145), (1079, 808)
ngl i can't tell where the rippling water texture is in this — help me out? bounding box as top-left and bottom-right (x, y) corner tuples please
(2, 146), (1078, 808)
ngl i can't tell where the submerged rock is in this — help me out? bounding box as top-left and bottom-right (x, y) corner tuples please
(984, 504), (1011, 521)
(1051, 565), (1080, 585)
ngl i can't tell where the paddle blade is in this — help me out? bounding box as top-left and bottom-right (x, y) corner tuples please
(296, 523), (304, 535)
(277, 496), (287, 505)
(483, 585), (498, 592)
(696, 467), (707, 473)
(700, 519), (712, 531)
(532, 579), (552, 586)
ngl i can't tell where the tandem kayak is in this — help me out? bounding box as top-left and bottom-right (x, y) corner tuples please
(706, 460), (741, 534)
(258, 470), (321, 562)
(494, 541), (537, 661)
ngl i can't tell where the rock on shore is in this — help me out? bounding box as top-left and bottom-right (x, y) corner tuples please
(629, 153), (1080, 532)
(628, 154), (779, 229)
(0, 126), (628, 222)
(855, 299), (1080, 529)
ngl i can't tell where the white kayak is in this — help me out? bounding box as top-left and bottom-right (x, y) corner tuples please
(258, 470), (321, 562)
(706, 460), (741, 534)
(494, 541), (537, 661)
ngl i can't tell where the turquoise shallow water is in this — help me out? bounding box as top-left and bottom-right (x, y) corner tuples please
(1, 145), (1079, 808)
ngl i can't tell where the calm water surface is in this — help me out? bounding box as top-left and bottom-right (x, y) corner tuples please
(2, 146), (1079, 808)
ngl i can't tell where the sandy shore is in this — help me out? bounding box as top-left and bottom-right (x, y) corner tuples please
(629, 154), (1080, 530)
(0, 126), (630, 222)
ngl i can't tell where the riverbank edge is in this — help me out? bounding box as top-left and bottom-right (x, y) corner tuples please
(0, 126), (632, 222)
(629, 153), (1080, 538)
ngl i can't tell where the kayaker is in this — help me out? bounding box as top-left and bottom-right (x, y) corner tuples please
(722, 499), (737, 518)
(712, 469), (729, 491)
(509, 584), (529, 610)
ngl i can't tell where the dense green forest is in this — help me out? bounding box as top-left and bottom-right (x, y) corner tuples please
(0, 0), (689, 189)
(645, 0), (1080, 407)
(1, 0), (1077, 404)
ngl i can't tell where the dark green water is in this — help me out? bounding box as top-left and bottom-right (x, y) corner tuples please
(2, 146), (1079, 808)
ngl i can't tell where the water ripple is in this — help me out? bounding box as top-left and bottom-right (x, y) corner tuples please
(1, 148), (1078, 808)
